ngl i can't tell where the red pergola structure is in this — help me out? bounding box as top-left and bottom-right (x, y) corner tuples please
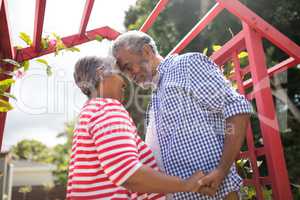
(1, 0), (299, 199)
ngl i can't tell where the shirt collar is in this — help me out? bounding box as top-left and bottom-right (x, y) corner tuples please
(157, 54), (177, 75)
(151, 54), (177, 91)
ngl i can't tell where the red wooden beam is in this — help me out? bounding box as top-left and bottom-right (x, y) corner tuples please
(0, 0), (15, 151)
(243, 57), (298, 89)
(233, 51), (265, 199)
(16, 26), (120, 62)
(243, 22), (292, 200)
(210, 31), (245, 65)
(79, 0), (95, 36)
(33, 0), (46, 51)
(139, 0), (170, 33)
(168, 3), (223, 55)
(216, 0), (300, 62)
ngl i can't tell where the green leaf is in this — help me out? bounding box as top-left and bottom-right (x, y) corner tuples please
(212, 45), (222, 52)
(95, 35), (103, 42)
(46, 66), (52, 76)
(0, 99), (13, 112)
(66, 47), (80, 52)
(41, 37), (49, 50)
(19, 32), (32, 46)
(35, 59), (49, 66)
(238, 51), (248, 59)
(56, 41), (66, 50)
(262, 188), (272, 200)
(2, 59), (21, 68)
(22, 60), (30, 71)
(202, 48), (208, 56)
(1, 92), (17, 100)
(0, 79), (15, 92)
(52, 32), (61, 40)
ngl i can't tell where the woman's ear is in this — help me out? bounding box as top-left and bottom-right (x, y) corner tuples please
(142, 44), (155, 58)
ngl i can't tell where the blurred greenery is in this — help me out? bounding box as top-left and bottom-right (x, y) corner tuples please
(11, 139), (52, 163)
(11, 121), (74, 187)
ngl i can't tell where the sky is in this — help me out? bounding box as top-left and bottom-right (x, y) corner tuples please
(2, 0), (137, 151)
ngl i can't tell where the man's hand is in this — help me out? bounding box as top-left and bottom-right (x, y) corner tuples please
(183, 171), (206, 192)
(198, 168), (227, 196)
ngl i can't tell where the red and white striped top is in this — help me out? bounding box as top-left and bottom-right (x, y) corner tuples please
(67, 98), (165, 200)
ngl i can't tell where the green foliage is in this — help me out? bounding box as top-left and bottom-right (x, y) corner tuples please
(10, 121), (74, 187)
(41, 36), (50, 50)
(0, 99), (13, 112)
(0, 31), (81, 113)
(22, 60), (30, 71)
(18, 185), (32, 194)
(0, 79), (15, 112)
(1, 92), (16, 100)
(35, 58), (53, 76)
(212, 45), (222, 52)
(51, 121), (74, 186)
(19, 32), (32, 46)
(11, 139), (52, 163)
(35, 58), (49, 66)
(0, 79), (15, 92)
(66, 47), (80, 52)
(95, 35), (103, 42)
(18, 185), (32, 200)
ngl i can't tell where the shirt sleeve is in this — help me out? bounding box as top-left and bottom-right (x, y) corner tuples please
(187, 53), (253, 118)
(88, 101), (142, 186)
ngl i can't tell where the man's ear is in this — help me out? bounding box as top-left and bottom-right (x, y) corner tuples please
(142, 44), (154, 58)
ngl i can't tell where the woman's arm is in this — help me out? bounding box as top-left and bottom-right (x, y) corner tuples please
(123, 165), (205, 193)
(89, 101), (205, 194)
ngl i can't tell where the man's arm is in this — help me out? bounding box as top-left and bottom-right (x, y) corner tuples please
(199, 114), (250, 196)
(186, 53), (253, 196)
(218, 114), (250, 174)
(90, 101), (205, 194)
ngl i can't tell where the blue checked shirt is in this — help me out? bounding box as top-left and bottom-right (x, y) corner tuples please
(146, 53), (253, 200)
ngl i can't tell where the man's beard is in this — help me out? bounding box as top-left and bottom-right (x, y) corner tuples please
(138, 60), (154, 89)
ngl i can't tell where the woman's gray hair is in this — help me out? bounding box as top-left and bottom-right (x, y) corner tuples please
(112, 31), (158, 56)
(73, 56), (118, 98)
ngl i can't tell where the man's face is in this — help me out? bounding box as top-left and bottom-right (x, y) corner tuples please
(115, 47), (154, 88)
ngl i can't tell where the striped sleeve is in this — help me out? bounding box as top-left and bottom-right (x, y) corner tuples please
(88, 101), (142, 186)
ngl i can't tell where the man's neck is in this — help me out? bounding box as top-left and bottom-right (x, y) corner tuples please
(150, 54), (163, 86)
(151, 54), (164, 77)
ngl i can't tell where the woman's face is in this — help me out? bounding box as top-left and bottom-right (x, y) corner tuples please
(98, 74), (127, 103)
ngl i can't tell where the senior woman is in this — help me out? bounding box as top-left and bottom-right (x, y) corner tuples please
(66, 56), (206, 199)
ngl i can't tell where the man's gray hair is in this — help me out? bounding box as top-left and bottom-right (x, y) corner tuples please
(73, 56), (118, 98)
(112, 31), (158, 56)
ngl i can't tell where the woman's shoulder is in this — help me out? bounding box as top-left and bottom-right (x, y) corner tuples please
(87, 97), (127, 114)
(85, 97), (122, 107)
(79, 98), (123, 117)
(81, 98), (130, 127)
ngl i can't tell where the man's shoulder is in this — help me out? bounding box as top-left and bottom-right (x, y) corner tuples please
(170, 52), (211, 68)
(160, 53), (200, 71)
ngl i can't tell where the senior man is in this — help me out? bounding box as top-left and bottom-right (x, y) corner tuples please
(112, 31), (252, 200)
